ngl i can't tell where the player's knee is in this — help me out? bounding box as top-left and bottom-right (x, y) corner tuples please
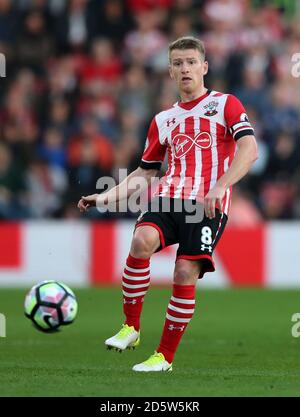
(174, 260), (200, 284)
(131, 233), (157, 258)
(173, 267), (192, 283)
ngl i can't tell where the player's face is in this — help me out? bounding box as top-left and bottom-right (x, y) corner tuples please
(169, 49), (208, 95)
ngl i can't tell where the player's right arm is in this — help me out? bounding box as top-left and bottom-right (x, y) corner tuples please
(78, 167), (158, 212)
(78, 117), (166, 212)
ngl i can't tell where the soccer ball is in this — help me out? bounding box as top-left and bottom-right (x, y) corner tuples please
(24, 280), (78, 332)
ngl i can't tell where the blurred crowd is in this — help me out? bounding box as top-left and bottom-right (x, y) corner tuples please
(0, 0), (300, 223)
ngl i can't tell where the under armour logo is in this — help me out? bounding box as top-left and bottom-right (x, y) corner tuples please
(168, 324), (185, 331)
(173, 132), (212, 158)
(166, 118), (176, 127)
(201, 244), (212, 252)
(124, 299), (137, 305)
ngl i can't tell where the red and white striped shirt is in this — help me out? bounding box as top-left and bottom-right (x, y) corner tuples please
(140, 90), (254, 215)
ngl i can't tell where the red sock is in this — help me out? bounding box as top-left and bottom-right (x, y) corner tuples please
(157, 284), (195, 364)
(122, 254), (150, 331)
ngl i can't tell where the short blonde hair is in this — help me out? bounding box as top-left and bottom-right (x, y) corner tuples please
(168, 36), (206, 62)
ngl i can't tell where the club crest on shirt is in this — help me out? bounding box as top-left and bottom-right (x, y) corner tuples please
(204, 100), (218, 116)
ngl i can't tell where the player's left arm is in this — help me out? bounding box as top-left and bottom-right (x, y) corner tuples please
(204, 94), (258, 219)
(204, 134), (258, 219)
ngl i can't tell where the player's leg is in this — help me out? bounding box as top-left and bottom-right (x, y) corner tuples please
(105, 226), (160, 351)
(131, 204), (228, 370)
(122, 226), (160, 332)
(136, 208), (227, 365)
(132, 259), (201, 372)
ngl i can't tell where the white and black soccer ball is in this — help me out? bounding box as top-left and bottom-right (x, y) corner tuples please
(24, 280), (78, 332)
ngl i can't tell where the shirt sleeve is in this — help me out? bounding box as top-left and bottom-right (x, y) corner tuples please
(139, 117), (167, 170)
(224, 94), (255, 140)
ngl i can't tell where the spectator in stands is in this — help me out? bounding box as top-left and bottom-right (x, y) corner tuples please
(262, 132), (300, 182)
(118, 66), (152, 128)
(26, 157), (68, 218)
(262, 82), (300, 140)
(54, 0), (98, 52)
(97, 0), (134, 47)
(0, 143), (29, 219)
(203, 0), (247, 31)
(44, 98), (74, 142)
(15, 9), (54, 74)
(79, 38), (123, 88)
(234, 61), (270, 115)
(0, 0), (19, 53)
(39, 127), (67, 169)
(67, 115), (114, 200)
(124, 8), (167, 68)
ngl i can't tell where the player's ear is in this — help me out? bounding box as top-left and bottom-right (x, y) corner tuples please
(203, 61), (208, 76)
(169, 65), (174, 79)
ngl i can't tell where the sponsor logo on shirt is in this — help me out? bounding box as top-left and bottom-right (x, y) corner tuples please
(173, 132), (212, 158)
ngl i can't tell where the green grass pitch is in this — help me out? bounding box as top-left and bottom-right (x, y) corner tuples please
(1, 287), (300, 397)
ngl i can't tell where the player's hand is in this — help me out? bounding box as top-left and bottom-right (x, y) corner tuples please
(204, 185), (226, 219)
(78, 194), (100, 212)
